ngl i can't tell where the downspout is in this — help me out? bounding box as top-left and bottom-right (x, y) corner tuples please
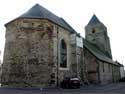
(56, 25), (59, 87)
(76, 35), (78, 77)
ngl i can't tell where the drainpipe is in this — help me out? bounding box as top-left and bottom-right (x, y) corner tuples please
(56, 26), (59, 87)
(76, 35), (78, 77)
(75, 34), (79, 78)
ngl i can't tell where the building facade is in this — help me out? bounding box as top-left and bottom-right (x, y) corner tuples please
(1, 4), (121, 88)
(84, 15), (120, 84)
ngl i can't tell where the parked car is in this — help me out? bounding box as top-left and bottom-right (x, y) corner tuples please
(60, 77), (80, 88)
(119, 77), (125, 82)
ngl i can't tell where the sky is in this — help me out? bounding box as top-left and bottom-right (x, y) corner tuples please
(0, 0), (125, 65)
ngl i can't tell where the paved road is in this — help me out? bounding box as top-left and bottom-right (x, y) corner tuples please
(0, 82), (125, 94)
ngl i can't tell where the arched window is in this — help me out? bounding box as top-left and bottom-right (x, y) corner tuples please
(60, 39), (67, 68)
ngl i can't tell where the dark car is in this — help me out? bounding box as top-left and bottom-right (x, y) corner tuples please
(61, 77), (80, 89)
(119, 77), (125, 82)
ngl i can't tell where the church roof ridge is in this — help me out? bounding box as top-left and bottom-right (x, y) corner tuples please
(20, 3), (57, 18)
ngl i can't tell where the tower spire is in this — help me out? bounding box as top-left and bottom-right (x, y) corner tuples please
(87, 14), (100, 25)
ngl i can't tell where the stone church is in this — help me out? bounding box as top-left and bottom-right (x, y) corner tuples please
(1, 4), (121, 87)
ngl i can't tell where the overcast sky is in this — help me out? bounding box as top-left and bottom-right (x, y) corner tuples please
(0, 0), (125, 65)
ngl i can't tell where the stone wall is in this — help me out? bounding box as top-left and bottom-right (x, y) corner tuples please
(85, 22), (112, 59)
(120, 66), (125, 78)
(99, 61), (113, 84)
(112, 65), (120, 82)
(1, 19), (56, 87)
(84, 47), (117, 84)
(84, 48), (99, 84)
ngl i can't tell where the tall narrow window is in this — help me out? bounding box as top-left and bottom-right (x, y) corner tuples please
(60, 39), (67, 68)
(102, 62), (105, 72)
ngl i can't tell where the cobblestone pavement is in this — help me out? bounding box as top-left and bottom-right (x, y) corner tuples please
(0, 82), (125, 94)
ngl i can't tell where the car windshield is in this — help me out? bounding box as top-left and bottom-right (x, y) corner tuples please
(70, 78), (79, 80)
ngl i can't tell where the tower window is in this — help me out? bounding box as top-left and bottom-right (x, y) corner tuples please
(92, 28), (95, 33)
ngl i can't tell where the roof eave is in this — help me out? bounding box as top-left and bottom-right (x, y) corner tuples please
(5, 17), (76, 33)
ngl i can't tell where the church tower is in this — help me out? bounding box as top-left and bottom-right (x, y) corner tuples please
(85, 15), (112, 58)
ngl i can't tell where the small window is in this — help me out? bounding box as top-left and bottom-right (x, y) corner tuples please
(92, 28), (95, 33)
(60, 39), (67, 68)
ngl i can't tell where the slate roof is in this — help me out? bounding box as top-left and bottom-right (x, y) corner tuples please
(87, 14), (101, 25)
(5, 4), (76, 33)
(83, 39), (118, 65)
